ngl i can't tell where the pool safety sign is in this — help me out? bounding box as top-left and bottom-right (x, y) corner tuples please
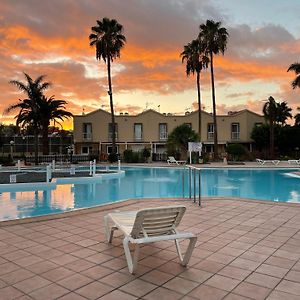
(188, 142), (202, 164)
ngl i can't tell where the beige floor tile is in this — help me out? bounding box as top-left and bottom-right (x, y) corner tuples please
(255, 263), (289, 278)
(205, 274), (240, 292)
(233, 282), (271, 300)
(41, 266), (75, 282)
(0, 286), (24, 299)
(275, 279), (300, 296)
(0, 269), (35, 285)
(141, 269), (174, 285)
(80, 265), (113, 280)
(188, 284), (228, 300)
(163, 276), (199, 294)
(143, 287), (182, 300)
(218, 266), (251, 281)
(266, 290), (300, 300)
(245, 272), (281, 289)
(13, 275), (51, 293)
(75, 281), (114, 299)
(120, 278), (157, 297)
(29, 283), (69, 300)
(99, 271), (135, 288)
(57, 273), (93, 290)
(99, 289), (138, 300)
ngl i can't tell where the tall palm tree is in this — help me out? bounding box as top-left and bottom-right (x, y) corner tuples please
(199, 20), (229, 160)
(180, 39), (209, 141)
(287, 63), (300, 88)
(39, 95), (73, 155)
(276, 101), (292, 125)
(295, 107), (300, 126)
(263, 96), (278, 158)
(6, 73), (51, 164)
(89, 17), (126, 159)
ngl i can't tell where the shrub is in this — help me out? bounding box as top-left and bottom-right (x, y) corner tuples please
(226, 144), (247, 161)
(142, 148), (151, 162)
(123, 149), (133, 163)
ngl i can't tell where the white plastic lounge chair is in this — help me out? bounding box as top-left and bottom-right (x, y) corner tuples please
(256, 158), (280, 165)
(167, 156), (186, 165)
(288, 159), (300, 165)
(104, 206), (197, 274)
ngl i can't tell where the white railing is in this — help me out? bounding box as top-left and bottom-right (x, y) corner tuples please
(231, 132), (240, 140)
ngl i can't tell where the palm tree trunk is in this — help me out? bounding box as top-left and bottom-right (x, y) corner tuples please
(34, 126), (39, 165)
(42, 121), (50, 155)
(107, 55), (116, 156)
(210, 51), (218, 160)
(196, 71), (201, 140)
(270, 120), (274, 158)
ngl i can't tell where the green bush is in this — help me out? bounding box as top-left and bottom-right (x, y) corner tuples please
(142, 148), (151, 162)
(226, 144), (247, 161)
(123, 149), (133, 163)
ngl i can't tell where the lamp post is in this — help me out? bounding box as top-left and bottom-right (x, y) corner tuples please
(10, 140), (14, 161)
(22, 136), (26, 158)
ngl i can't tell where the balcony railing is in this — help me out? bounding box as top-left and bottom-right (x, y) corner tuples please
(231, 132), (240, 140)
(83, 133), (92, 141)
(159, 133), (168, 141)
(207, 132), (214, 140)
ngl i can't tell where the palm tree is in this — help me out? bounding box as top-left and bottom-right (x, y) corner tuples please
(39, 95), (73, 155)
(295, 107), (300, 126)
(276, 101), (292, 125)
(5, 73), (51, 164)
(263, 96), (278, 158)
(287, 63), (300, 88)
(180, 39), (209, 141)
(199, 20), (229, 160)
(89, 17), (126, 159)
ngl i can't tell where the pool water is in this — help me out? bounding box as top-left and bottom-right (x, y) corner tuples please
(0, 167), (299, 221)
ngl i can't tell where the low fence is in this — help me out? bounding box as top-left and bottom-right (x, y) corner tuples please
(25, 154), (91, 164)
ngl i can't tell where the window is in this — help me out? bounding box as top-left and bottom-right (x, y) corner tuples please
(134, 123), (143, 141)
(231, 123), (240, 140)
(207, 123), (214, 140)
(108, 123), (118, 141)
(107, 145), (119, 154)
(159, 123), (168, 140)
(82, 146), (92, 154)
(83, 123), (92, 140)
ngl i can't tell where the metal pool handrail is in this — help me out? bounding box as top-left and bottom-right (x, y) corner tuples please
(182, 165), (202, 206)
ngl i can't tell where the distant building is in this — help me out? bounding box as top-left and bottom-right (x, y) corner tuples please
(73, 109), (264, 160)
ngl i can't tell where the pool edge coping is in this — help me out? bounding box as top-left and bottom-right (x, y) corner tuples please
(1, 196), (299, 227)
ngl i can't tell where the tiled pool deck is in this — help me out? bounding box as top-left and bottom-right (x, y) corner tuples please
(0, 198), (299, 300)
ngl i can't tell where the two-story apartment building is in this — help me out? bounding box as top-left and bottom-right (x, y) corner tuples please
(73, 109), (264, 160)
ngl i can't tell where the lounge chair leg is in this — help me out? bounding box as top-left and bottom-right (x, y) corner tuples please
(175, 237), (197, 267)
(104, 215), (117, 243)
(123, 237), (140, 274)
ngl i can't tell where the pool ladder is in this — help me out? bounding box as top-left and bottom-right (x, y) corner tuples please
(182, 165), (202, 206)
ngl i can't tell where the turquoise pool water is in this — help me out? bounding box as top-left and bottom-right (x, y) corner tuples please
(0, 167), (299, 221)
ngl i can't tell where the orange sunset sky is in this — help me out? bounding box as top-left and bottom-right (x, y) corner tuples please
(0, 0), (300, 129)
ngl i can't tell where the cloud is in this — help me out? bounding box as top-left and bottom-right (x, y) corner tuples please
(0, 0), (299, 128)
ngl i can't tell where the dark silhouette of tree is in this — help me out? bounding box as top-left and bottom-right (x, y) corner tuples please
(199, 20), (229, 160)
(5, 73), (51, 164)
(89, 17), (126, 160)
(180, 39), (209, 141)
(287, 63), (300, 88)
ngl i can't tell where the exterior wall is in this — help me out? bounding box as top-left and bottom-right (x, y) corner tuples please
(73, 109), (264, 157)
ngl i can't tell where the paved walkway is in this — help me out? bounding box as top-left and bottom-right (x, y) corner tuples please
(0, 198), (300, 299)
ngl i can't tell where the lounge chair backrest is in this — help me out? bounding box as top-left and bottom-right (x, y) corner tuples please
(130, 206), (186, 239)
(168, 156), (177, 162)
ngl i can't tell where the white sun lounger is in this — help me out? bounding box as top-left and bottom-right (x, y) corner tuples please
(104, 206), (197, 274)
(256, 159), (280, 165)
(167, 156), (186, 165)
(288, 159), (300, 165)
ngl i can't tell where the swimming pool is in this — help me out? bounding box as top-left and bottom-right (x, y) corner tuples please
(0, 167), (299, 221)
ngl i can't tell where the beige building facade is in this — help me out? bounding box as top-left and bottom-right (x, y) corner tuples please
(73, 109), (264, 160)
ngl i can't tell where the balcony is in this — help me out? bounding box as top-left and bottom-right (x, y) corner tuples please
(207, 132), (214, 140)
(83, 133), (92, 141)
(231, 132), (240, 140)
(159, 132), (168, 141)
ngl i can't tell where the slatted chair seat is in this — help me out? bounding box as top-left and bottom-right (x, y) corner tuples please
(104, 206), (197, 274)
